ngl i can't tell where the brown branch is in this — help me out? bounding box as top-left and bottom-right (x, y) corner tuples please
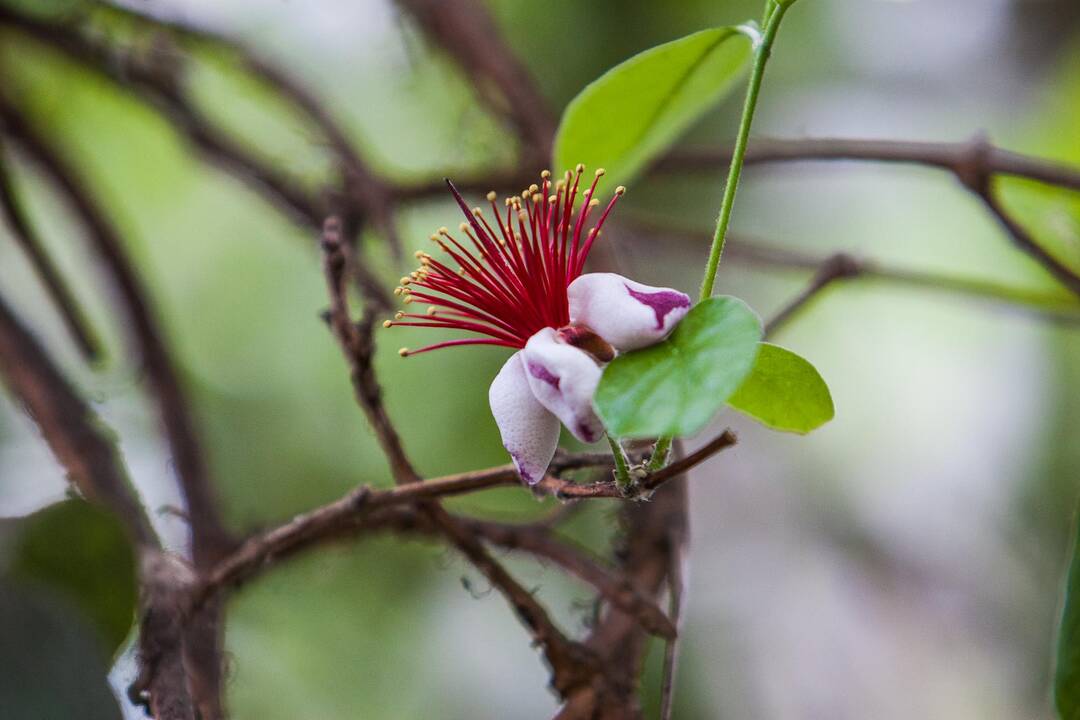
(0, 145), (101, 362)
(625, 220), (1080, 327)
(657, 136), (1080, 191)
(321, 215), (418, 483)
(0, 97), (231, 719)
(0, 7), (324, 228)
(0, 292), (156, 548)
(0, 292), (201, 719)
(461, 517), (677, 640)
(395, 0), (556, 164)
(0, 97), (233, 567)
(764, 253), (862, 337)
(657, 135), (1080, 297)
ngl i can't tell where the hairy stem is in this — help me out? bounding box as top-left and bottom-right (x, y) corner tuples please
(700, 0), (795, 300)
(652, 0), (798, 469)
(607, 434), (633, 490)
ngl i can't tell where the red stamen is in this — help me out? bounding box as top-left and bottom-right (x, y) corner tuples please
(388, 170), (623, 355)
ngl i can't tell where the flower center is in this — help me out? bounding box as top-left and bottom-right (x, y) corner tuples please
(386, 166), (625, 357)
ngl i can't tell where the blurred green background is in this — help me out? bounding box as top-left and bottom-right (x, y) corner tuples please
(2, 0), (1080, 717)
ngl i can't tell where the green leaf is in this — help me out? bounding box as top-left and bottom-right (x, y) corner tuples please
(728, 343), (834, 434)
(0, 582), (123, 720)
(1057, 510), (1080, 719)
(553, 27), (752, 189)
(595, 296), (762, 438)
(8, 499), (137, 657)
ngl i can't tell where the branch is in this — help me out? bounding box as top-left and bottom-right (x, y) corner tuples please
(395, 0), (556, 164)
(0, 293), (157, 548)
(0, 97), (231, 719)
(0, 145), (101, 362)
(459, 517), (676, 640)
(0, 293), (200, 719)
(657, 136), (1080, 191)
(624, 220), (1080, 327)
(0, 97), (234, 567)
(191, 431), (737, 615)
(657, 135), (1080, 297)
(321, 216), (418, 484)
(0, 7), (324, 228)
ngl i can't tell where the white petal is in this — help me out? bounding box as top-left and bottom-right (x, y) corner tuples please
(489, 352), (560, 485)
(522, 328), (604, 444)
(568, 272), (691, 351)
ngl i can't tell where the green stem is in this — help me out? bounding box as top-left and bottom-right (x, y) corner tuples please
(699, 1), (793, 301)
(649, 0), (797, 471)
(607, 434), (633, 490)
(648, 436), (672, 472)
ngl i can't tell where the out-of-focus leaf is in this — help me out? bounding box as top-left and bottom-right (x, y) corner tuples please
(0, 0), (85, 19)
(0, 581), (122, 720)
(728, 343), (834, 433)
(595, 296), (761, 438)
(9, 499), (137, 656)
(553, 27), (752, 189)
(1057, 507), (1080, 719)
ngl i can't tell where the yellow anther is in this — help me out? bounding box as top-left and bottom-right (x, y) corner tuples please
(532, 194), (541, 204)
(518, 211), (528, 222)
(410, 272), (420, 280)
(400, 276), (410, 285)
(555, 179), (566, 191)
(398, 347), (409, 357)
(438, 226), (449, 235)
(540, 169), (551, 179)
(529, 184), (539, 194)
(615, 185), (626, 195)
(426, 306), (437, 315)
(486, 191), (497, 202)
(595, 168), (606, 177)
(588, 198), (600, 207)
(521, 190), (529, 199)
(414, 250), (424, 259)
(575, 163), (585, 173)
(382, 320), (393, 328)
(472, 207), (482, 217)
(504, 198), (512, 207)
(403, 296), (414, 304)
(393, 287), (403, 295)
(458, 268), (467, 276)
(395, 311), (404, 319)
(459, 222), (470, 232)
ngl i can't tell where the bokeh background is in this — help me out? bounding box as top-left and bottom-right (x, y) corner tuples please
(2, 0), (1080, 717)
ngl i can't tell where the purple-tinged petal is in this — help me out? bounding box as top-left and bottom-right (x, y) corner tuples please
(522, 328), (604, 443)
(568, 273), (691, 351)
(489, 351), (560, 485)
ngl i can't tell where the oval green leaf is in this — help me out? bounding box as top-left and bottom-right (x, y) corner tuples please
(595, 295), (762, 438)
(9, 500), (137, 657)
(727, 343), (834, 434)
(553, 27), (752, 189)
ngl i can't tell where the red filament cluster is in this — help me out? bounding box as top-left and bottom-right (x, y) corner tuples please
(386, 166), (625, 356)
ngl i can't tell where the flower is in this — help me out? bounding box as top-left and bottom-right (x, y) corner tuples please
(386, 167), (691, 484)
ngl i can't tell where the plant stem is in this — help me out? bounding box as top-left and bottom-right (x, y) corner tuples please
(700, 0), (793, 301)
(607, 434), (633, 490)
(650, 0), (797, 469)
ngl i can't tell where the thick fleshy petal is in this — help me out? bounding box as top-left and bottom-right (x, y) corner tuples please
(489, 351), (560, 485)
(567, 272), (691, 351)
(522, 328), (604, 443)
